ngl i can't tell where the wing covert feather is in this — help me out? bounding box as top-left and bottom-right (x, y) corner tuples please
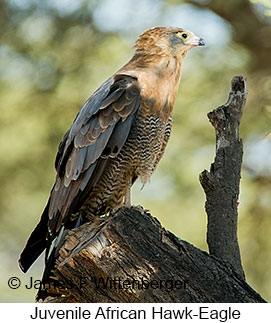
(47, 75), (140, 236)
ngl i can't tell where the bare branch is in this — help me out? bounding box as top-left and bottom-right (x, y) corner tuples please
(200, 76), (247, 279)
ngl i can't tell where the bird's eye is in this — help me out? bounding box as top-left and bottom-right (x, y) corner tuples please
(174, 31), (189, 43)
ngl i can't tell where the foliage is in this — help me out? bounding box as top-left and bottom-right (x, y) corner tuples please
(250, 0), (271, 16)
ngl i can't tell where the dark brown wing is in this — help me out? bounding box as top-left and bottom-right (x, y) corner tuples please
(48, 75), (140, 236)
(19, 74), (140, 273)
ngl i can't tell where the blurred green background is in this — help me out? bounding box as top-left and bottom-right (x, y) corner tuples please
(0, 0), (270, 302)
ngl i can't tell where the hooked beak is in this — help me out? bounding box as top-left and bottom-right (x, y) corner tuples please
(187, 35), (206, 47)
(198, 38), (205, 46)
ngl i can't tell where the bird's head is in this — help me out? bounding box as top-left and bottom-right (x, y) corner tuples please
(134, 26), (205, 62)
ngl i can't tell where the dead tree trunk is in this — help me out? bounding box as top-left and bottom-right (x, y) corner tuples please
(199, 75), (246, 279)
(39, 76), (266, 303)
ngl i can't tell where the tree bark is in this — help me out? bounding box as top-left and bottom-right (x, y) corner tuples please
(40, 206), (264, 303)
(38, 76), (265, 303)
(199, 76), (246, 279)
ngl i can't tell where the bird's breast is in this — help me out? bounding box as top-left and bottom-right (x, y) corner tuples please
(119, 111), (171, 184)
(119, 56), (182, 121)
(136, 61), (182, 122)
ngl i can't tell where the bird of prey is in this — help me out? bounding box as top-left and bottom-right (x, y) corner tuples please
(19, 26), (205, 273)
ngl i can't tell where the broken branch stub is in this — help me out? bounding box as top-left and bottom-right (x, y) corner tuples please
(200, 76), (247, 279)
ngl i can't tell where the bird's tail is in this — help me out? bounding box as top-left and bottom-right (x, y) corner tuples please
(36, 214), (84, 301)
(18, 202), (50, 273)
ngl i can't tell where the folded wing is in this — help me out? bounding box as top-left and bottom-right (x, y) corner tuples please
(49, 75), (141, 235)
(19, 75), (140, 273)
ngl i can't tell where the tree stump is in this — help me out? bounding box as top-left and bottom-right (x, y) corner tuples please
(38, 76), (266, 303)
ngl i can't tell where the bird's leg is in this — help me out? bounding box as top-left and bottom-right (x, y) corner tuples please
(124, 178), (132, 206)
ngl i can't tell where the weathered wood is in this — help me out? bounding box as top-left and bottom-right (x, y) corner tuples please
(199, 76), (247, 279)
(40, 207), (265, 303)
